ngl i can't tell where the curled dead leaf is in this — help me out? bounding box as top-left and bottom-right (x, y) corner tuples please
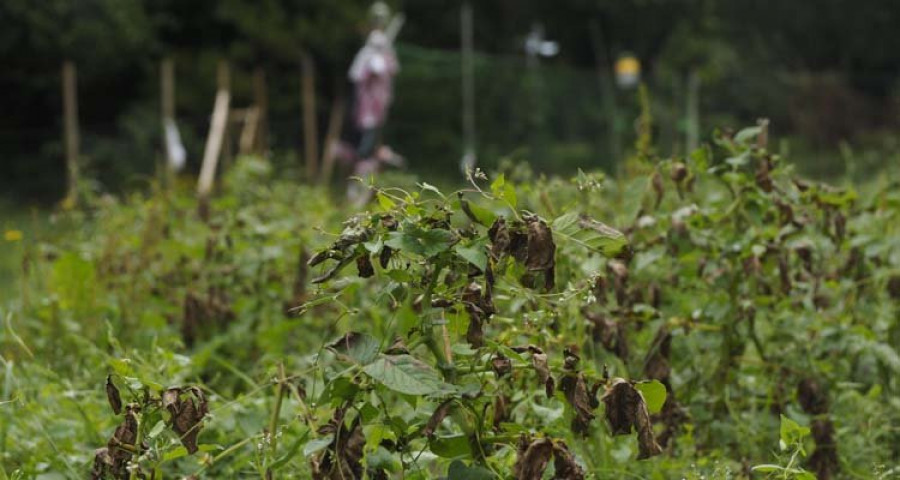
(356, 254), (374, 278)
(513, 437), (554, 480)
(106, 375), (122, 415)
(164, 387), (208, 454)
(424, 400), (454, 437)
(809, 418), (839, 480)
(602, 378), (662, 459)
(559, 371), (595, 435)
(531, 350), (555, 398)
(491, 354), (512, 378)
(552, 441), (586, 480)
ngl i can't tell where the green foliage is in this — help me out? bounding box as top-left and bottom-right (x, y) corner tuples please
(2, 124), (900, 478)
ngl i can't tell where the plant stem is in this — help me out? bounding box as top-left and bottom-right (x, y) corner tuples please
(268, 363), (287, 458)
(422, 262), (456, 382)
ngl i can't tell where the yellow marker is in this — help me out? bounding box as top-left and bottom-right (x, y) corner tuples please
(4, 230), (23, 242)
(615, 55), (641, 88)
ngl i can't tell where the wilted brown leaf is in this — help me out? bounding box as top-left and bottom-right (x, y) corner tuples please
(651, 171), (664, 208)
(552, 441), (586, 480)
(491, 354), (512, 378)
(164, 387), (208, 454)
(315, 415), (366, 480)
(809, 418), (839, 480)
(559, 372), (595, 436)
(493, 394), (509, 431)
(424, 400), (454, 437)
(531, 351), (555, 398)
(106, 376), (122, 415)
(602, 379), (662, 459)
(356, 254), (374, 278)
(524, 216), (556, 290)
(513, 437), (554, 480)
(797, 378), (828, 415)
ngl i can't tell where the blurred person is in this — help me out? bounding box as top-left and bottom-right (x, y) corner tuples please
(349, 1), (400, 159)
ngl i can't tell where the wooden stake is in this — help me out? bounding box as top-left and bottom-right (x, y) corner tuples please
(460, 2), (476, 168)
(252, 67), (268, 154)
(161, 58), (175, 124)
(320, 93), (345, 185)
(686, 70), (701, 153)
(239, 106), (260, 155)
(160, 57), (175, 185)
(62, 61), (80, 205)
(197, 61), (231, 214)
(588, 20), (620, 166)
(301, 52), (319, 181)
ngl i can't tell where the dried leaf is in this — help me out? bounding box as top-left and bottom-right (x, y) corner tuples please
(90, 448), (112, 479)
(165, 387), (208, 454)
(491, 354), (512, 378)
(493, 394), (509, 431)
(424, 400), (454, 437)
(379, 246), (393, 269)
(513, 437), (554, 480)
(531, 351), (555, 398)
(797, 378), (828, 415)
(651, 171), (664, 208)
(601, 379), (661, 459)
(356, 254), (374, 278)
(559, 372), (595, 435)
(552, 441), (586, 480)
(316, 416), (366, 480)
(670, 162), (687, 183)
(106, 375), (122, 415)
(524, 216), (556, 290)
(808, 419), (839, 480)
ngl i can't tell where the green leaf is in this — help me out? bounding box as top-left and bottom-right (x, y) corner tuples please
(366, 445), (403, 472)
(303, 437), (333, 457)
(491, 174), (517, 208)
(376, 192), (396, 210)
(454, 242), (488, 271)
(460, 197), (497, 226)
(162, 446), (188, 461)
(363, 354), (453, 396)
(779, 414), (810, 450)
(327, 332), (381, 365)
(552, 212), (628, 258)
(147, 420), (166, 439)
(447, 459), (494, 479)
(385, 228), (455, 258)
(751, 464), (784, 473)
(734, 126), (762, 144)
(429, 434), (472, 458)
(420, 182), (443, 196)
(635, 380), (667, 414)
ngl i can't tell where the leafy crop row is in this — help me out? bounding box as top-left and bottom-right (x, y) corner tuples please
(1, 126), (899, 479)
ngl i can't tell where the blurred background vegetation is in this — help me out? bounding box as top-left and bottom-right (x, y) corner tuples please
(2, 0), (900, 203)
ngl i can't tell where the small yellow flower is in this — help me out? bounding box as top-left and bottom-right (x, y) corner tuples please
(4, 229), (23, 242)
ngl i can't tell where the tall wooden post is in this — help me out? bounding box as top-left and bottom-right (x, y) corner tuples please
(197, 60), (231, 217)
(252, 67), (268, 154)
(588, 20), (620, 167)
(62, 61), (80, 205)
(301, 52), (319, 181)
(686, 70), (700, 153)
(161, 58), (175, 128)
(320, 93), (345, 186)
(160, 57), (175, 181)
(460, 2), (476, 171)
